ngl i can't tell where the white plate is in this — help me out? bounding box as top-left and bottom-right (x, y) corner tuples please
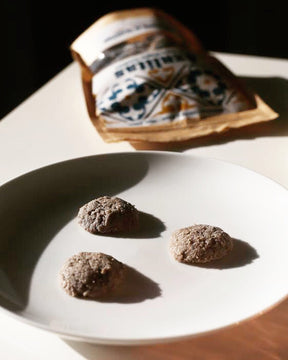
(1, 151), (288, 345)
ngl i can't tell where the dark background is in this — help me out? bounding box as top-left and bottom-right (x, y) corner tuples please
(1, 0), (286, 119)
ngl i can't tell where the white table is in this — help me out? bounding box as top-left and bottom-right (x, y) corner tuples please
(1, 53), (288, 359)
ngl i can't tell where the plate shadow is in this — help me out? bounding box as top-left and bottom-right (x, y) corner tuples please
(63, 341), (149, 359)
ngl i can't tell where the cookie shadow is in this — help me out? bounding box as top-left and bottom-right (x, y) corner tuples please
(97, 266), (162, 304)
(195, 238), (259, 269)
(134, 211), (166, 238)
(111, 211), (166, 239)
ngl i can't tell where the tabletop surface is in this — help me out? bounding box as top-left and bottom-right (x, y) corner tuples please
(0, 52), (288, 359)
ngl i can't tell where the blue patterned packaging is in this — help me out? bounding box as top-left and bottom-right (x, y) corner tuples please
(71, 8), (277, 143)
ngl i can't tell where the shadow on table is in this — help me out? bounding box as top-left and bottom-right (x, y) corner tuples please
(63, 341), (155, 360)
(0, 153), (149, 311)
(131, 76), (288, 152)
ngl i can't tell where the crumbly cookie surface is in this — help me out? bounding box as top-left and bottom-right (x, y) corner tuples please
(170, 224), (233, 264)
(60, 252), (125, 299)
(78, 196), (139, 234)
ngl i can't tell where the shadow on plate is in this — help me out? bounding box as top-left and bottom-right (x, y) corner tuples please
(194, 238), (259, 270)
(131, 76), (288, 151)
(105, 211), (166, 239)
(93, 265), (161, 304)
(0, 153), (149, 311)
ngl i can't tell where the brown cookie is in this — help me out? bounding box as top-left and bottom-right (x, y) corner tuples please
(170, 224), (233, 264)
(59, 252), (125, 299)
(77, 196), (139, 234)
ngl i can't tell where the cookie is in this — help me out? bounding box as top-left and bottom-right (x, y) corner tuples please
(77, 196), (139, 234)
(60, 252), (125, 299)
(170, 224), (233, 264)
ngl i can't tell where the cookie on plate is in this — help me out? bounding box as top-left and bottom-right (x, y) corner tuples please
(78, 196), (139, 234)
(170, 224), (233, 264)
(60, 252), (125, 299)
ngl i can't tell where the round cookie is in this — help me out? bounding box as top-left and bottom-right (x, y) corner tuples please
(170, 224), (233, 264)
(60, 252), (125, 299)
(78, 196), (139, 234)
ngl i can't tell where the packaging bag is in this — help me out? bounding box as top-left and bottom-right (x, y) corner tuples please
(71, 8), (278, 143)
